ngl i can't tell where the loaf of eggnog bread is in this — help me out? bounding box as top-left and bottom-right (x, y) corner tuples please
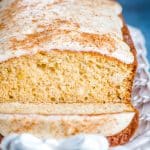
(0, 0), (138, 146)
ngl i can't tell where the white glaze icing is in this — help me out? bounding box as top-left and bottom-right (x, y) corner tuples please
(0, 112), (135, 137)
(0, 0), (134, 64)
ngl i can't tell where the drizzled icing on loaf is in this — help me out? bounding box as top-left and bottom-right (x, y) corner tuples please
(0, 0), (134, 63)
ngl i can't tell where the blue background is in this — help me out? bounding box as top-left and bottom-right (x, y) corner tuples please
(118, 0), (150, 61)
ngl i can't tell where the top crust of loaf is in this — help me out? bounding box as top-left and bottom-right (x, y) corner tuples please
(0, 0), (134, 64)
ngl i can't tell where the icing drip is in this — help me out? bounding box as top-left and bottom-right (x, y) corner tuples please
(0, 0), (134, 63)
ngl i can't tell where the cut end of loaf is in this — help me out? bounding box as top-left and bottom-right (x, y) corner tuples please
(0, 50), (135, 104)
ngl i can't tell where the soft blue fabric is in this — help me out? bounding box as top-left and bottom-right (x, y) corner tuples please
(118, 0), (150, 61)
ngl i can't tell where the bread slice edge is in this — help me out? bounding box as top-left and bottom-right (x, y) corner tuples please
(0, 110), (138, 146)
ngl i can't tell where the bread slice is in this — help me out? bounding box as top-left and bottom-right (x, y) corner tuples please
(0, 0), (138, 146)
(0, 103), (138, 146)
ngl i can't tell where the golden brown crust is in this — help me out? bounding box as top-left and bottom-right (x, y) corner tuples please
(0, 134), (3, 143)
(105, 19), (138, 147)
(121, 16), (137, 89)
(122, 21), (137, 74)
(108, 110), (139, 146)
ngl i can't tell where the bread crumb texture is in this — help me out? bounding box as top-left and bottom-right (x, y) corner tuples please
(0, 50), (134, 104)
